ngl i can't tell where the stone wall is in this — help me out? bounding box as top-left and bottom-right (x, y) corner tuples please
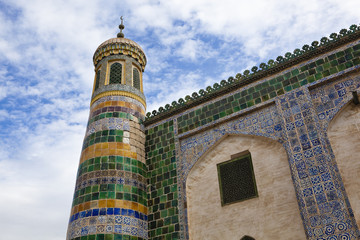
(186, 134), (306, 239)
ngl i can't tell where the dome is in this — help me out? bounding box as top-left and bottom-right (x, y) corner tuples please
(93, 37), (147, 70)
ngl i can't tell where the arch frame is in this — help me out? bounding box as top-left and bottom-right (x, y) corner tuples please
(315, 75), (360, 232)
(105, 59), (125, 85)
(175, 104), (286, 239)
(132, 63), (142, 92)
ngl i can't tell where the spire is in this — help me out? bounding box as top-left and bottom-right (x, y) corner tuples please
(117, 16), (125, 38)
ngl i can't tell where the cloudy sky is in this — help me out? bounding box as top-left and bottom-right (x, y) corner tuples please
(0, 0), (359, 239)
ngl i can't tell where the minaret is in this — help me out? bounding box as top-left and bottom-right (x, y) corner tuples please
(67, 17), (148, 240)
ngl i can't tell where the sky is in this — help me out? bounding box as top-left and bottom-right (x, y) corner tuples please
(0, 0), (359, 239)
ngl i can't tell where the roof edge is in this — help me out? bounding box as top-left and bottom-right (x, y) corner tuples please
(144, 24), (360, 126)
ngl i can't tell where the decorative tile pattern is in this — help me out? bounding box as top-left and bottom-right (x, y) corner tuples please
(93, 37), (147, 70)
(179, 105), (281, 181)
(90, 104), (144, 122)
(86, 118), (131, 137)
(68, 95), (148, 240)
(310, 75), (360, 130)
(72, 180), (147, 207)
(275, 88), (359, 240)
(68, 208), (148, 239)
(91, 96), (145, 114)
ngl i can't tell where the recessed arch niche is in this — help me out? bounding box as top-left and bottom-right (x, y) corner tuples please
(328, 101), (360, 228)
(186, 134), (306, 240)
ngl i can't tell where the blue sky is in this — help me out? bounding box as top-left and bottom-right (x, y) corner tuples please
(0, 0), (359, 239)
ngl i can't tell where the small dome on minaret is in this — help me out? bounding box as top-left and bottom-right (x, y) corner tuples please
(93, 17), (147, 70)
(90, 17), (147, 107)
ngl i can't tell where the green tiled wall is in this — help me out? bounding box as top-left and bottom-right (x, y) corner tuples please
(77, 156), (147, 177)
(88, 112), (135, 126)
(82, 130), (127, 150)
(145, 120), (180, 240)
(73, 156), (148, 206)
(177, 43), (360, 134)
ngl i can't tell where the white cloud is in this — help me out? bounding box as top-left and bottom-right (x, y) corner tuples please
(0, 117), (85, 239)
(145, 69), (219, 112)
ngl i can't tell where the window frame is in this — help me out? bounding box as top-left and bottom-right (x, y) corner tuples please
(92, 65), (102, 93)
(217, 150), (258, 206)
(105, 60), (125, 85)
(132, 64), (142, 91)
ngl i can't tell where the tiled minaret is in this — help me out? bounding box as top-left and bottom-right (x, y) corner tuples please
(67, 17), (148, 240)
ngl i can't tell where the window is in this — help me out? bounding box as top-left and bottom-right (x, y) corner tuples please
(109, 62), (122, 84)
(217, 150), (258, 205)
(133, 67), (140, 90)
(241, 236), (255, 240)
(94, 70), (101, 91)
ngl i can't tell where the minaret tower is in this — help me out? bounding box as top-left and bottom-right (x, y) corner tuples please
(67, 17), (148, 240)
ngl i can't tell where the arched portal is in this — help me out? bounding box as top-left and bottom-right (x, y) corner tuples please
(186, 134), (306, 240)
(328, 101), (360, 228)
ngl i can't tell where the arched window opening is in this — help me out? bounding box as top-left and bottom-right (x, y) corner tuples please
(94, 70), (100, 91)
(109, 62), (122, 84)
(133, 67), (140, 90)
(241, 236), (255, 240)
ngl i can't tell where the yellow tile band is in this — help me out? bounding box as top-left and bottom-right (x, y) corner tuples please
(91, 91), (146, 109)
(80, 142), (137, 164)
(71, 199), (148, 216)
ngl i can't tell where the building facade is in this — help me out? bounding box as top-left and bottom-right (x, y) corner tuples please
(67, 23), (360, 240)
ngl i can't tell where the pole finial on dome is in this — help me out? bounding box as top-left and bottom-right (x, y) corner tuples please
(117, 16), (125, 38)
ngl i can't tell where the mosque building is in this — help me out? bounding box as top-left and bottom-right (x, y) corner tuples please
(67, 19), (360, 240)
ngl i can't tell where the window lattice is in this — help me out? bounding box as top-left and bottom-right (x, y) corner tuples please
(94, 70), (100, 90)
(217, 152), (257, 205)
(109, 62), (122, 84)
(133, 68), (140, 90)
(241, 236), (255, 240)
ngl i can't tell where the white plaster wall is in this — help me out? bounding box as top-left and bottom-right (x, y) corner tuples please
(186, 134), (306, 240)
(328, 102), (360, 228)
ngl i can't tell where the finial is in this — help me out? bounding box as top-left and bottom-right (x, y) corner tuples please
(117, 16), (125, 38)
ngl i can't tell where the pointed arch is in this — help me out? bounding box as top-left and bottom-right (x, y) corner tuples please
(133, 67), (140, 90)
(324, 93), (360, 130)
(94, 69), (101, 90)
(327, 100), (360, 228)
(184, 133), (279, 181)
